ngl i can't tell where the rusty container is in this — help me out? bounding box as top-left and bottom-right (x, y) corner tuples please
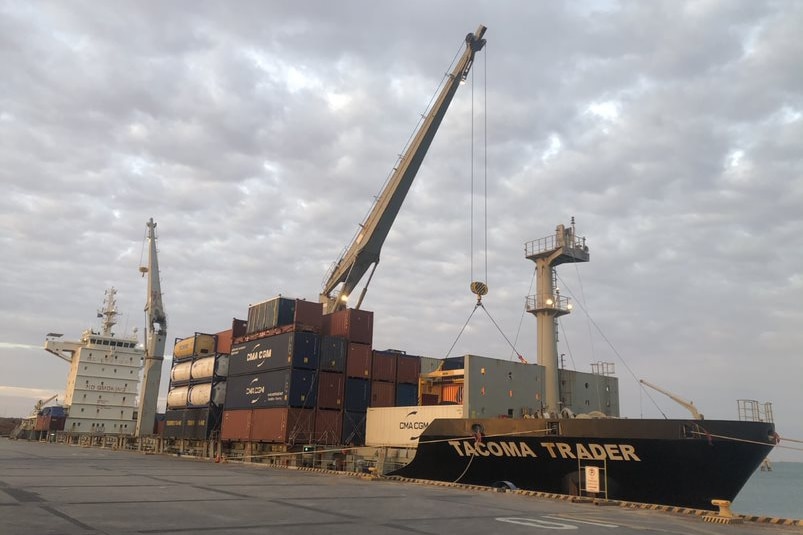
(323, 309), (373, 345)
(221, 409), (252, 441)
(317, 371), (344, 410)
(396, 354), (421, 384)
(370, 381), (396, 408)
(313, 409), (342, 445)
(346, 342), (372, 379)
(216, 329), (233, 355)
(371, 351), (397, 383)
(250, 407), (314, 444)
(319, 336), (347, 372)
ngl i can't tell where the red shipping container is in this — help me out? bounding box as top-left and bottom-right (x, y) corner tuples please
(317, 371), (344, 410)
(221, 409), (252, 441)
(371, 351), (397, 382)
(314, 409), (343, 445)
(216, 329), (233, 355)
(370, 381), (396, 408)
(294, 299), (323, 330)
(346, 342), (372, 379)
(251, 407), (314, 444)
(396, 354), (421, 384)
(323, 309), (373, 345)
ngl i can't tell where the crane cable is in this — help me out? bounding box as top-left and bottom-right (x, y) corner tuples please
(469, 42), (488, 301)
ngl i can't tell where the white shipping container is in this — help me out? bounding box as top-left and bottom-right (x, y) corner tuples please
(366, 405), (463, 447)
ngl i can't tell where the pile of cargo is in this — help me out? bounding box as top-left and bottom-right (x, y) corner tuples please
(217, 296), (427, 447)
(164, 330), (231, 440)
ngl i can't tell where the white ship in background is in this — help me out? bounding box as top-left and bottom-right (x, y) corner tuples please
(45, 288), (143, 435)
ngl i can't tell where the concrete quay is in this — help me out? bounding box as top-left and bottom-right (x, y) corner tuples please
(0, 438), (799, 534)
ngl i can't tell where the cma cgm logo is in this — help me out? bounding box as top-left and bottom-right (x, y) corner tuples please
(246, 377), (265, 404)
(400, 410), (430, 440)
(246, 343), (272, 367)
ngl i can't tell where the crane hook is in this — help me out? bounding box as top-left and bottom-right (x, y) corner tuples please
(470, 281), (488, 304)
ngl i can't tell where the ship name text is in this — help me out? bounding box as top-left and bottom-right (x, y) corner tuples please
(446, 440), (641, 461)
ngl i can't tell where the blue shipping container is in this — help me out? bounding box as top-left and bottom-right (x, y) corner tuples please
(344, 377), (371, 412)
(229, 332), (319, 376)
(395, 383), (418, 406)
(225, 369), (317, 410)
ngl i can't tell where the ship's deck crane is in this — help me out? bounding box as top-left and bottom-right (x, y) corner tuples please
(135, 218), (167, 436)
(640, 379), (704, 420)
(319, 25), (487, 314)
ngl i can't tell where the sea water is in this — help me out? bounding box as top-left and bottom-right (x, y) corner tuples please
(731, 462), (803, 520)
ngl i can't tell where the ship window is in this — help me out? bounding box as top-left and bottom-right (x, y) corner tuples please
(585, 400), (590, 406)
(80, 408), (84, 412)
(585, 383), (589, 389)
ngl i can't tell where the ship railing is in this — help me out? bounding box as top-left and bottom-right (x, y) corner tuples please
(525, 233), (587, 256)
(525, 293), (572, 313)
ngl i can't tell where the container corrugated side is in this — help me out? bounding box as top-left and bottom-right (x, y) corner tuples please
(319, 336), (347, 372)
(344, 377), (371, 412)
(250, 407), (314, 444)
(396, 354), (421, 384)
(216, 329), (233, 355)
(163, 409), (185, 438)
(369, 381), (395, 408)
(229, 332), (319, 376)
(395, 383), (418, 406)
(221, 409), (251, 441)
(317, 371), (344, 410)
(224, 369), (317, 410)
(371, 351), (397, 382)
(323, 309), (373, 345)
(345, 342), (372, 379)
(314, 409), (342, 445)
(365, 405), (463, 447)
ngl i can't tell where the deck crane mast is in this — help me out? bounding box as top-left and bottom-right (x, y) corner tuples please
(320, 25), (487, 314)
(135, 218), (167, 436)
(640, 379), (704, 420)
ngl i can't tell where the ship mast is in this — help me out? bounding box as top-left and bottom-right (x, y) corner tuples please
(135, 218), (167, 436)
(98, 288), (119, 336)
(525, 218), (589, 415)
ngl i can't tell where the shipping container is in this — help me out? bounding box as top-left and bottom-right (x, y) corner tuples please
(221, 409), (251, 441)
(170, 361), (193, 384)
(182, 407), (222, 440)
(224, 369), (317, 410)
(216, 329), (233, 355)
(371, 351), (397, 382)
(293, 299), (323, 330)
(166, 386), (190, 409)
(342, 410), (366, 446)
(188, 382), (227, 407)
(313, 409), (342, 445)
(420, 356), (444, 374)
(229, 332), (319, 376)
(163, 409), (185, 438)
(319, 336), (347, 372)
(246, 297), (321, 335)
(369, 381), (395, 408)
(173, 333), (216, 360)
(250, 407), (314, 444)
(323, 308), (373, 344)
(232, 318), (248, 339)
(396, 354), (421, 384)
(365, 405), (464, 447)
(346, 342), (372, 379)
(344, 377), (371, 412)
(190, 355), (228, 381)
(395, 383), (418, 407)
(317, 371), (344, 410)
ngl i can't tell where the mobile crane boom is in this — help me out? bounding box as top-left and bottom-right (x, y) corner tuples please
(135, 218), (167, 436)
(320, 25), (487, 314)
(640, 379), (704, 420)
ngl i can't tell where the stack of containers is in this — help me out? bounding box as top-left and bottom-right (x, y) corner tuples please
(221, 297), (323, 444)
(324, 309), (374, 445)
(164, 332), (229, 440)
(315, 335), (347, 444)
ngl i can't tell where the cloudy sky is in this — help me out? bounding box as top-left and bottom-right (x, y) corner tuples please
(1, 1), (801, 459)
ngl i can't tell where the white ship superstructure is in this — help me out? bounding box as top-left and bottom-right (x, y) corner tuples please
(45, 288), (143, 435)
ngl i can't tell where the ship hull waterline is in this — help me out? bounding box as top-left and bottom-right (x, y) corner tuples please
(389, 417), (776, 511)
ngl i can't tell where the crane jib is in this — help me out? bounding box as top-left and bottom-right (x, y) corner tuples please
(320, 25), (488, 314)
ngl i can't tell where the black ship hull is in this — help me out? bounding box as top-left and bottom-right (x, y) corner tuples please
(390, 417), (776, 510)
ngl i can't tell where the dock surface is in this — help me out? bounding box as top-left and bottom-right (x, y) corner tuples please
(0, 438), (798, 534)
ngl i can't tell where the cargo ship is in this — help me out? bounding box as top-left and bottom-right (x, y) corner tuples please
(389, 222), (779, 511)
